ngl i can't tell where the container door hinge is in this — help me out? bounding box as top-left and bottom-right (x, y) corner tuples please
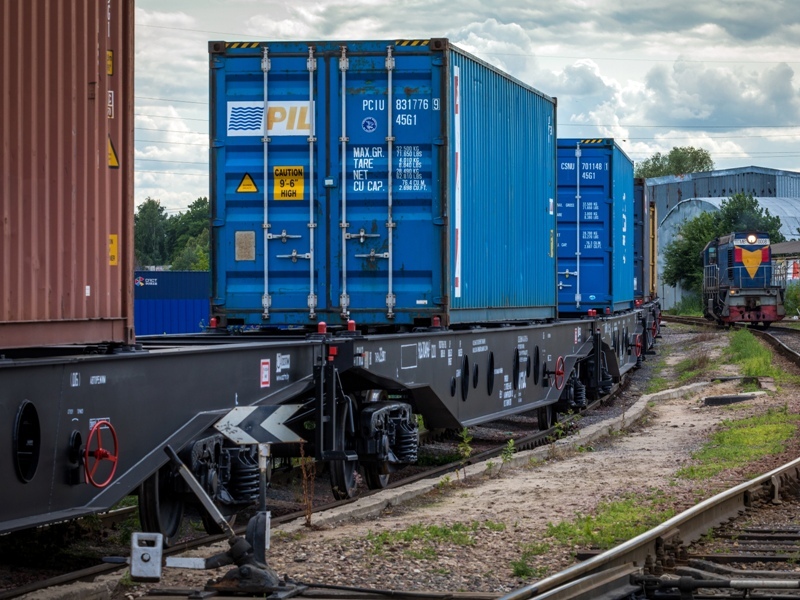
(308, 294), (317, 319)
(386, 293), (396, 319)
(262, 294), (271, 320)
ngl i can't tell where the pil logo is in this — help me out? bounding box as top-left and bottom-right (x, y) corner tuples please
(267, 102), (312, 136)
(227, 101), (314, 138)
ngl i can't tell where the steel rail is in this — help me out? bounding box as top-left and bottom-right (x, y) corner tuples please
(500, 454), (800, 600)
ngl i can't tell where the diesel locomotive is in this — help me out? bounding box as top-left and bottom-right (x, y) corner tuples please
(702, 232), (786, 326)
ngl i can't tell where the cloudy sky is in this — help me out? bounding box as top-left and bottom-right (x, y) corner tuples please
(134, 0), (800, 213)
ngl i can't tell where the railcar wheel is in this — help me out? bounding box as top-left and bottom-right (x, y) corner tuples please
(363, 464), (390, 490)
(537, 405), (554, 431)
(201, 509), (237, 536)
(330, 395), (359, 500)
(139, 464), (184, 546)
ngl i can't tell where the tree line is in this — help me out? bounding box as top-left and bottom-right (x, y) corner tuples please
(134, 197), (209, 270)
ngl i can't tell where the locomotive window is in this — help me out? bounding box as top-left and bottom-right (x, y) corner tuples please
(707, 247), (717, 264)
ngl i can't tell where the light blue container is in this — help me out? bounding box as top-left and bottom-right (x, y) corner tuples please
(556, 139), (634, 314)
(133, 271), (210, 335)
(208, 39), (557, 328)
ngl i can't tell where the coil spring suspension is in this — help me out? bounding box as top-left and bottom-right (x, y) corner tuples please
(393, 420), (418, 464)
(226, 449), (260, 503)
(600, 354), (613, 395)
(573, 379), (587, 408)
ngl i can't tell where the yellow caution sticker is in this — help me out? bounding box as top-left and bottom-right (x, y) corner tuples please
(237, 173), (258, 193)
(108, 136), (120, 168)
(273, 166), (304, 200)
(107, 50), (114, 76)
(109, 234), (119, 266)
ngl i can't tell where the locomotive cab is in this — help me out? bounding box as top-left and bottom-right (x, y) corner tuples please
(702, 232), (786, 326)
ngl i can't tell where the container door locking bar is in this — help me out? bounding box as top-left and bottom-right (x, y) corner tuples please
(261, 46), (272, 319)
(306, 46), (318, 319)
(385, 45), (396, 318)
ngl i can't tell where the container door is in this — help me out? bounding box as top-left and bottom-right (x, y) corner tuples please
(211, 45), (326, 325)
(330, 44), (442, 324)
(557, 145), (612, 312)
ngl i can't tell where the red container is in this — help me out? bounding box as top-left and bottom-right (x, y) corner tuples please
(0, 0), (135, 349)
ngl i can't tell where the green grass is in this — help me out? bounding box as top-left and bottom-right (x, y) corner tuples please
(677, 406), (799, 480)
(367, 521), (503, 558)
(545, 492), (675, 550)
(511, 542), (551, 578)
(666, 294), (703, 316)
(726, 329), (786, 380)
(674, 353), (714, 383)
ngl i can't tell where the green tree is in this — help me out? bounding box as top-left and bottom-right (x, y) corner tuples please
(714, 193), (784, 241)
(634, 146), (714, 178)
(134, 197), (170, 267)
(662, 193), (785, 295)
(171, 229), (210, 271)
(662, 211), (717, 292)
(168, 197), (210, 261)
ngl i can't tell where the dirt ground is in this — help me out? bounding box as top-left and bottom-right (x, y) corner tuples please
(110, 324), (800, 598)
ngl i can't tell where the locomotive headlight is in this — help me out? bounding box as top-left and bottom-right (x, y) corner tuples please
(747, 233), (758, 244)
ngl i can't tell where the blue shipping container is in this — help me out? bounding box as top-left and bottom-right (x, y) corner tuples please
(633, 178), (645, 300)
(556, 139), (634, 314)
(208, 38), (557, 328)
(134, 271), (210, 335)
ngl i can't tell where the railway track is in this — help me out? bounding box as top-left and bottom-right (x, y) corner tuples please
(498, 455), (800, 600)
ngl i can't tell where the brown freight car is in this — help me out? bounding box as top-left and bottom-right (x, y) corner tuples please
(0, 0), (135, 349)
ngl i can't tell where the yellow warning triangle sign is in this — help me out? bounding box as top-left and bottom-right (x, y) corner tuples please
(237, 173), (258, 192)
(108, 136), (120, 168)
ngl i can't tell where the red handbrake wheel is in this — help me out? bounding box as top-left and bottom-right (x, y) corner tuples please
(554, 356), (566, 390)
(84, 420), (119, 488)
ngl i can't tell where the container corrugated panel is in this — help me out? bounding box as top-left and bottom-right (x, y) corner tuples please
(778, 173), (800, 197)
(0, 0), (134, 349)
(208, 39), (556, 328)
(556, 139), (634, 314)
(133, 271), (210, 335)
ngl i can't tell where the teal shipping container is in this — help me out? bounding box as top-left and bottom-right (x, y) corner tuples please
(134, 271), (210, 335)
(208, 38), (557, 329)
